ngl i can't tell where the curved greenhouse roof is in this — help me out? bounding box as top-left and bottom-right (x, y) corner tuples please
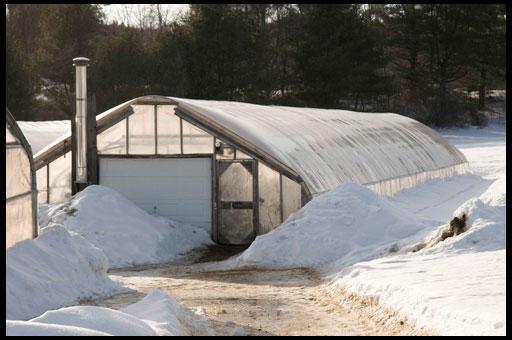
(173, 98), (469, 196)
(33, 95), (469, 197)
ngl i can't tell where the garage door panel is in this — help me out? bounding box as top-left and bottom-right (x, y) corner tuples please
(144, 179), (210, 196)
(101, 158), (210, 177)
(99, 158), (212, 233)
(132, 198), (211, 218)
(130, 204), (210, 227)
(99, 178), (210, 200)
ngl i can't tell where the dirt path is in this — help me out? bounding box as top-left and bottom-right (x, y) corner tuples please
(85, 246), (420, 336)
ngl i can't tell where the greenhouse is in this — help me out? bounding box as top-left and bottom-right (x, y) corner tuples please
(32, 95), (469, 245)
(6, 108), (38, 249)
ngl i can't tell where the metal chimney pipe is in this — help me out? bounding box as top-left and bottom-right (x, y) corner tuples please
(73, 57), (90, 183)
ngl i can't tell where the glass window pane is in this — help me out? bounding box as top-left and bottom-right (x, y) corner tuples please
(156, 105), (181, 154)
(36, 166), (48, 204)
(128, 105), (155, 154)
(235, 149), (252, 159)
(6, 128), (18, 143)
(282, 176), (302, 221)
(6, 196), (33, 249)
(6, 147), (31, 198)
(182, 120), (213, 154)
(97, 119), (127, 154)
(258, 163), (281, 234)
(49, 152), (71, 203)
(219, 162), (252, 202)
(219, 209), (254, 245)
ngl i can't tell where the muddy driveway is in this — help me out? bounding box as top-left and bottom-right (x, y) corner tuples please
(85, 245), (421, 336)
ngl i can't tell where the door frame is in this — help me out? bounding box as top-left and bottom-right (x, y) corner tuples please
(213, 158), (259, 245)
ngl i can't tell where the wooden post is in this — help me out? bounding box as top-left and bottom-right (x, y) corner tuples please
(71, 96), (78, 195)
(252, 160), (259, 237)
(87, 94), (98, 185)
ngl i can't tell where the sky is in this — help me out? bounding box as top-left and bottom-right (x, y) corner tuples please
(100, 4), (189, 26)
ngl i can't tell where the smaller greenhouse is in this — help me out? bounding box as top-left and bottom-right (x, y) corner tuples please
(30, 96), (469, 246)
(6, 108), (37, 249)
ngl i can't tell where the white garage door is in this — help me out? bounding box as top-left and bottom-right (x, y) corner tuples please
(99, 158), (212, 232)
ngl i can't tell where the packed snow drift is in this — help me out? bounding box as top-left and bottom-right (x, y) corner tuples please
(6, 290), (214, 336)
(223, 181), (435, 269)
(39, 185), (213, 268)
(326, 180), (506, 336)
(6, 225), (122, 320)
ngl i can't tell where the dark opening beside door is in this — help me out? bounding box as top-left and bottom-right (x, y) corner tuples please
(215, 159), (258, 245)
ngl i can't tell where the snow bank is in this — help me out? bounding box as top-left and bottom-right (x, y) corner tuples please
(6, 225), (121, 320)
(326, 179), (506, 336)
(6, 321), (111, 336)
(225, 182), (433, 269)
(40, 185), (213, 268)
(403, 175), (505, 256)
(30, 306), (157, 336)
(391, 173), (492, 223)
(327, 250), (505, 336)
(7, 290), (214, 336)
(121, 289), (214, 336)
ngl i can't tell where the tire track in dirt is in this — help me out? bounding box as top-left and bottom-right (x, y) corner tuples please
(85, 259), (424, 335)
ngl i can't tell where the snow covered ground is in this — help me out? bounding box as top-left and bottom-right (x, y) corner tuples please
(7, 290), (214, 336)
(39, 185), (213, 268)
(439, 124), (506, 180)
(6, 225), (122, 320)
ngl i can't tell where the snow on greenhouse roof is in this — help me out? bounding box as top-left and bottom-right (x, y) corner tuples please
(172, 98), (469, 195)
(31, 95), (469, 196)
(18, 120), (70, 154)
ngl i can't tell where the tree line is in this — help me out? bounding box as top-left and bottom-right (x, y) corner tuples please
(6, 4), (506, 126)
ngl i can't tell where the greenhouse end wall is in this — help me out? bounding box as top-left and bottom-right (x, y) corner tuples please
(6, 111), (37, 249)
(33, 102), (305, 245)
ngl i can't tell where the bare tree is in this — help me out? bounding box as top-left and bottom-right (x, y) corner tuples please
(151, 4), (169, 28)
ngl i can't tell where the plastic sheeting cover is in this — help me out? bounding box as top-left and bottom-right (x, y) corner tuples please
(282, 175), (302, 221)
(173, 98), (468, 195)
(49, 152), (72, 203)
(128, 105), (155, 154)
(17, 120), (70, 154)
(6, 195), (33, 247)
(258, 163), (281, 234)
(6, 127), (18, 143)
(6, 196), (33, 248)
(6, 112), (35, 248)
(156, 105), (181, 154)
(36, 166), (48, 204)
(97, 119), (127, 155)
(6, 147), (32, 199)
(182, 120), (214, 154)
